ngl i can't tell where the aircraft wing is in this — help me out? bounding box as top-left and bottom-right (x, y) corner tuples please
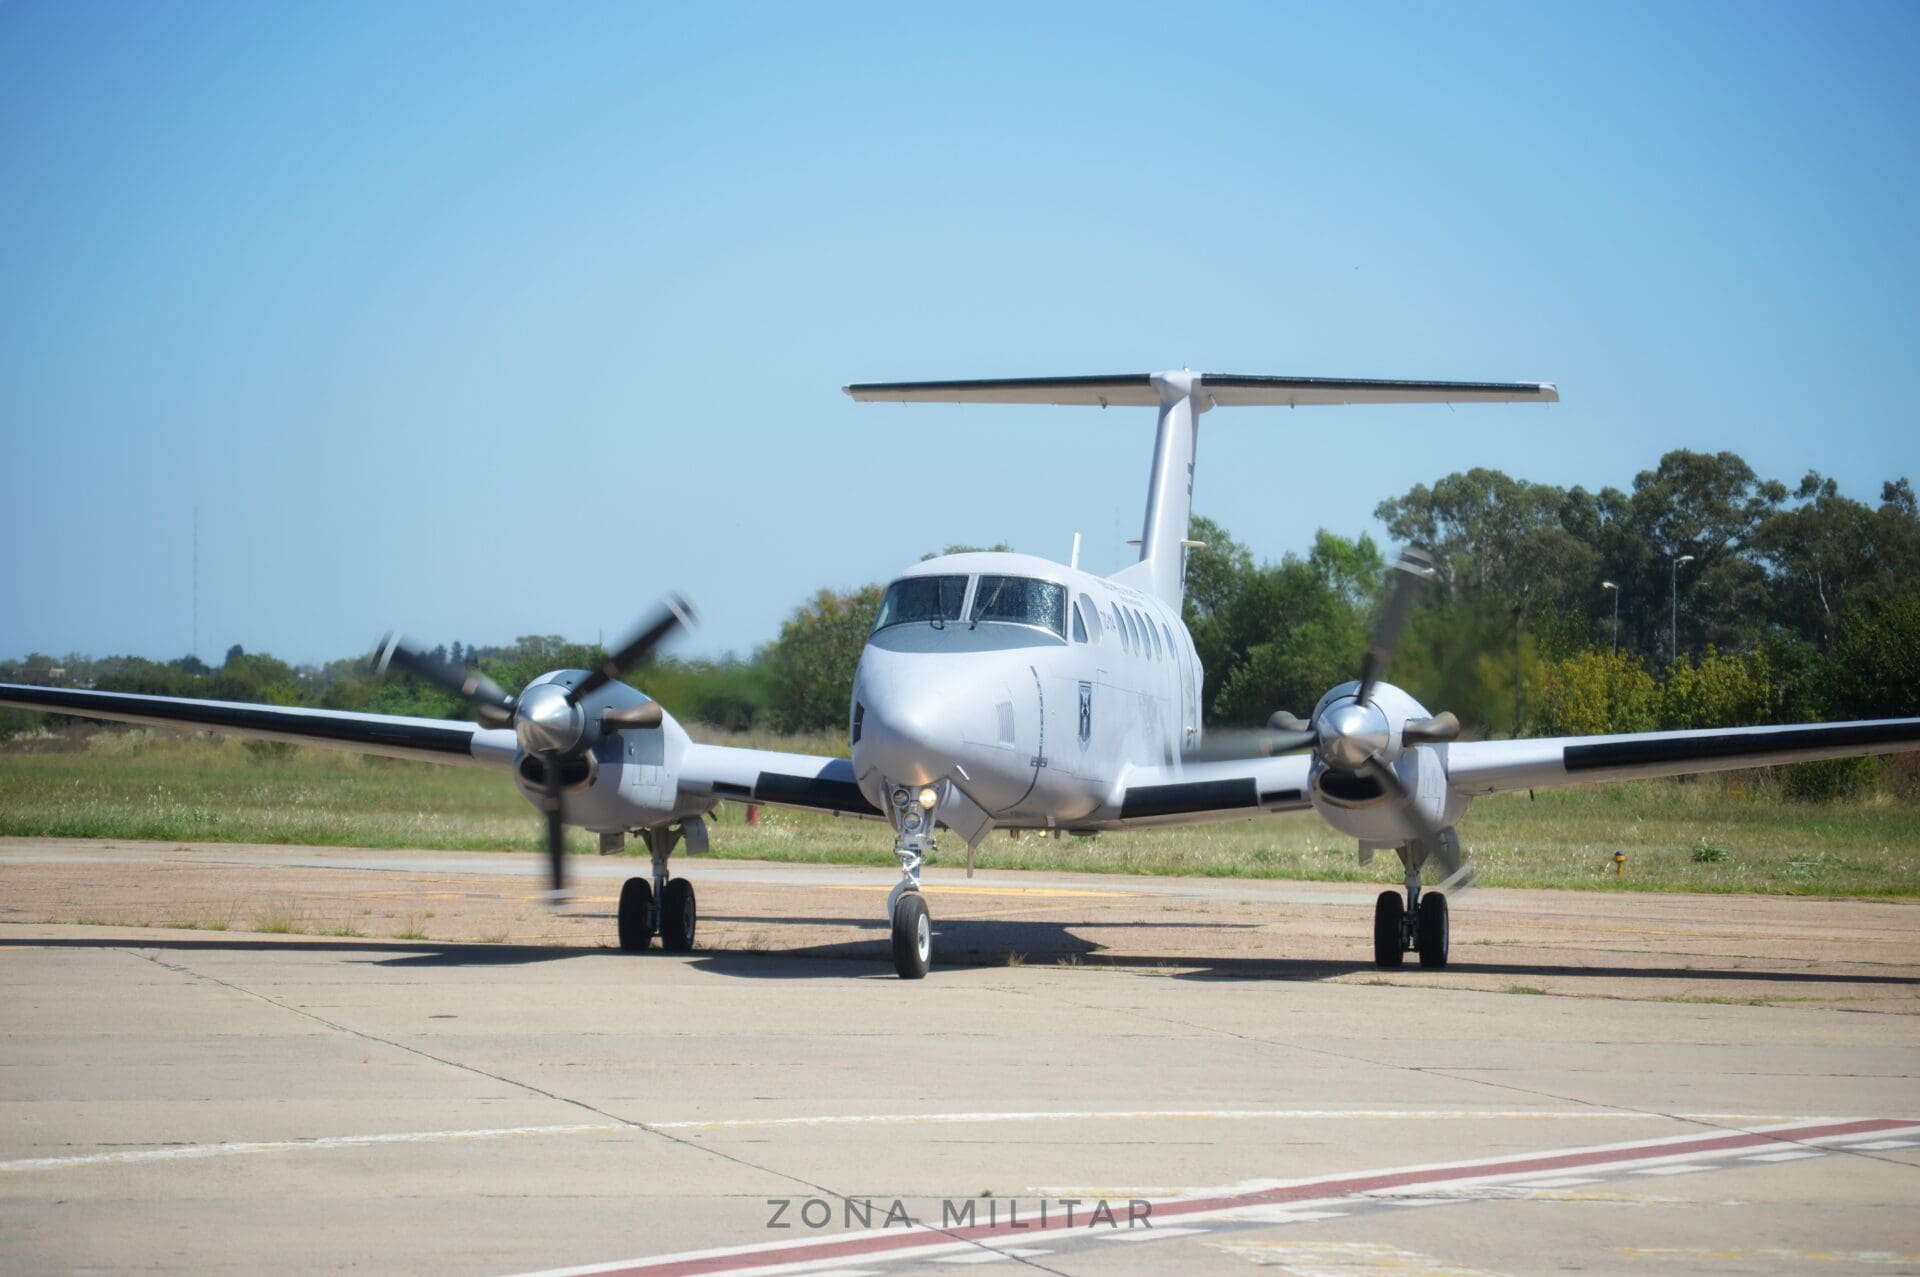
(1443, 717), (1920, 796)
(678, 743), (884, 820)
(1113, 753), (1315, 827)
(0, 683), (517, 768)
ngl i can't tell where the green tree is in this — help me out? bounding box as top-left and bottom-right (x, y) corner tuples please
(1532, 649), (1658, 736)
(764, 585), (885, 734)
(1654, 648), (1775, 730)
(1823, 594), (1920, 719)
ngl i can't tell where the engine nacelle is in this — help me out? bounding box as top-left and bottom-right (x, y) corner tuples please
(508, 670), (710, 836)
(1305, 679), (1470, 846)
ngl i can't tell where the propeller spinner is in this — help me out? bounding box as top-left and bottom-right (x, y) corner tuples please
(375, 593), (697, 896)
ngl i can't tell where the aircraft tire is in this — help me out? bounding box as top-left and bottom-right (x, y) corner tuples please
(1417, 891), (1449, 969)
(661, 878), (697, 953)
(1373, 890), (1405, 968)
(618, 877), (654, 952)
(891, 891), (931, 980)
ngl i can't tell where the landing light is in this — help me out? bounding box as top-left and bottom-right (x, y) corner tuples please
(917, 786), (939, 810)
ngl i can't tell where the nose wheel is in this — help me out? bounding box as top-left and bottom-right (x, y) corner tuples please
(891, 891), (931, 979)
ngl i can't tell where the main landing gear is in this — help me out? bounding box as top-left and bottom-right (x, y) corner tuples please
(887, 784), (937, 979)
(617, 825), (697, 954)
(1373, 840), (1450, 969)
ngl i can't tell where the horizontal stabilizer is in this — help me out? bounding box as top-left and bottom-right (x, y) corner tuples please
(845, 372), (1558, 408)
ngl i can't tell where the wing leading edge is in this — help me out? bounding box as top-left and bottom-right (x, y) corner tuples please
(0, 684), (516, 768)
(1444, 717), (1920, 795)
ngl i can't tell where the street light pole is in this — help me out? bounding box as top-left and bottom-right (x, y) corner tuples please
(1670, 554), (1695, 664)
(1602, 580), (1619, 655)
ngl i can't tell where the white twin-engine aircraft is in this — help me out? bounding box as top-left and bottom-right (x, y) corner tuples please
(7, 371), (1919, 979)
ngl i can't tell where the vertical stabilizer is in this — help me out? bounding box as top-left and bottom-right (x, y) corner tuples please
(1110, 372), (1200, 608)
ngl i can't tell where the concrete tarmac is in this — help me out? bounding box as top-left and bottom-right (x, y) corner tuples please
(1, 838), (1917, 1275)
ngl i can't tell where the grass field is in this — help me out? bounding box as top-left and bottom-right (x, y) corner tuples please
(2, 730), (1917, 897)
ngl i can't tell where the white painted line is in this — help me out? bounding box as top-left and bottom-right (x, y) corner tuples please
(0, 1109), (1823, 1176)
(0, 1122), (627, 1174)
(933, 1250), (1052, 1265)
(1517, 1176), (1602, 1188)
(1743, 1150), (1825, 1162)
(1849, 1139), (1919, 1151)
(1233, 1208), (1352, 1222)
(647, 1109), (1794, 1134)
(1633, 1164), (1716, 1176)
(1097, 1226), (1211, 1243)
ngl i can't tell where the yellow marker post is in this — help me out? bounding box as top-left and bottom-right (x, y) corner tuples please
(1611, 851), (1627, 875)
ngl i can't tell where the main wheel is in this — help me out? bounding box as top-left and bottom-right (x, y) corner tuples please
(618, 877), (654, 952)
(891, 891), (931, 980)
(1417, 891), (1449, 969)
(661, 878), (696, 953)
(1373, 890), (1405, 968)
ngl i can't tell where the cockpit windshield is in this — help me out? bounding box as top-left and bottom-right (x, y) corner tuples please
(969, 576), (1067, 638)
(872, 575), (968, 632)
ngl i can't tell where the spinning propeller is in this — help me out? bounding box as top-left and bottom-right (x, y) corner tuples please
(1188, 548), (1472, 886)
(375, 594), (696, 896)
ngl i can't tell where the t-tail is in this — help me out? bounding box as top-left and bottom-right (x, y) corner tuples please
(844, 371), (1558, 608)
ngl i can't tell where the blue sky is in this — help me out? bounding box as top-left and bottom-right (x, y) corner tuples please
(4, 1), (1916, 667)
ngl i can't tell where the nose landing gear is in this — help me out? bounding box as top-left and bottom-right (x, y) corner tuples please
(886, 784), (937, 979)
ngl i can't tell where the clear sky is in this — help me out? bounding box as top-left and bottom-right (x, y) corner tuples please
(4, 1), (1916, 668)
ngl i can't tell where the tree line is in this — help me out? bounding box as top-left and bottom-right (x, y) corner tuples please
(6, 451), (1916, 781)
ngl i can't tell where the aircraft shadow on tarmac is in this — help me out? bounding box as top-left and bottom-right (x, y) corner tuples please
(17, 936), (590, 967)
(17, 930), (1920, 988)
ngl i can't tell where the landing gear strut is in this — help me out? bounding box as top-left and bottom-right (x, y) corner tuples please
(618, 825), (697, 954)
(1372, 841), (1450, 969)
(886, 784), (937, 979)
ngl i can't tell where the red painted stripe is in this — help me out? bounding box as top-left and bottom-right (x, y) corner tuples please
(556, 1118), (1913, 1277)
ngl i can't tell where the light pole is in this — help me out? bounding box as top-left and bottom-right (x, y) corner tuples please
(1602, 580), (1619, 655)
(1670, 554), (1695, 664)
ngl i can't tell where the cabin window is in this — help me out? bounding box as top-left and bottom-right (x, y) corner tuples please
(1124, 609), (1141, 654)
(1071, 603), (1088, 643)
(872, 575), (969, 632)
(1147, 615), (1163, 660)
(1114, 608), (1130, 653)
(1078, 593), (1103, 643)
(970, 576), (1068, 638)
(1161, 621), (1176, 659)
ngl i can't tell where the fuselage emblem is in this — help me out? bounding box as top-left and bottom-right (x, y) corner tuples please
(1078, 681), (1092, 746)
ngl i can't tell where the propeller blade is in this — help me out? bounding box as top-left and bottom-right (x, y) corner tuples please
(375, 633), (515, 716)
(1360, 753), (1474, 890)
(540, 756), (569, 898)
(567, 594), (698, 705)
(1268, 710), (1311, 733)
(1401, 711), (1461, 745)
(1183, 727), (1318, 763)
(1356, 546), (1434, 707)
(601, 702), (665, 731)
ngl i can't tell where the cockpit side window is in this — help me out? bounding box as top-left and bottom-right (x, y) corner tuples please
(872, 574), (968, 632)
(970, 576), (1068, 638)
(1071, 603), (1088, 643)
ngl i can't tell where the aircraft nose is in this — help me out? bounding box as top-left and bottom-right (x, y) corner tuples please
(853, 679), (966, 787)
